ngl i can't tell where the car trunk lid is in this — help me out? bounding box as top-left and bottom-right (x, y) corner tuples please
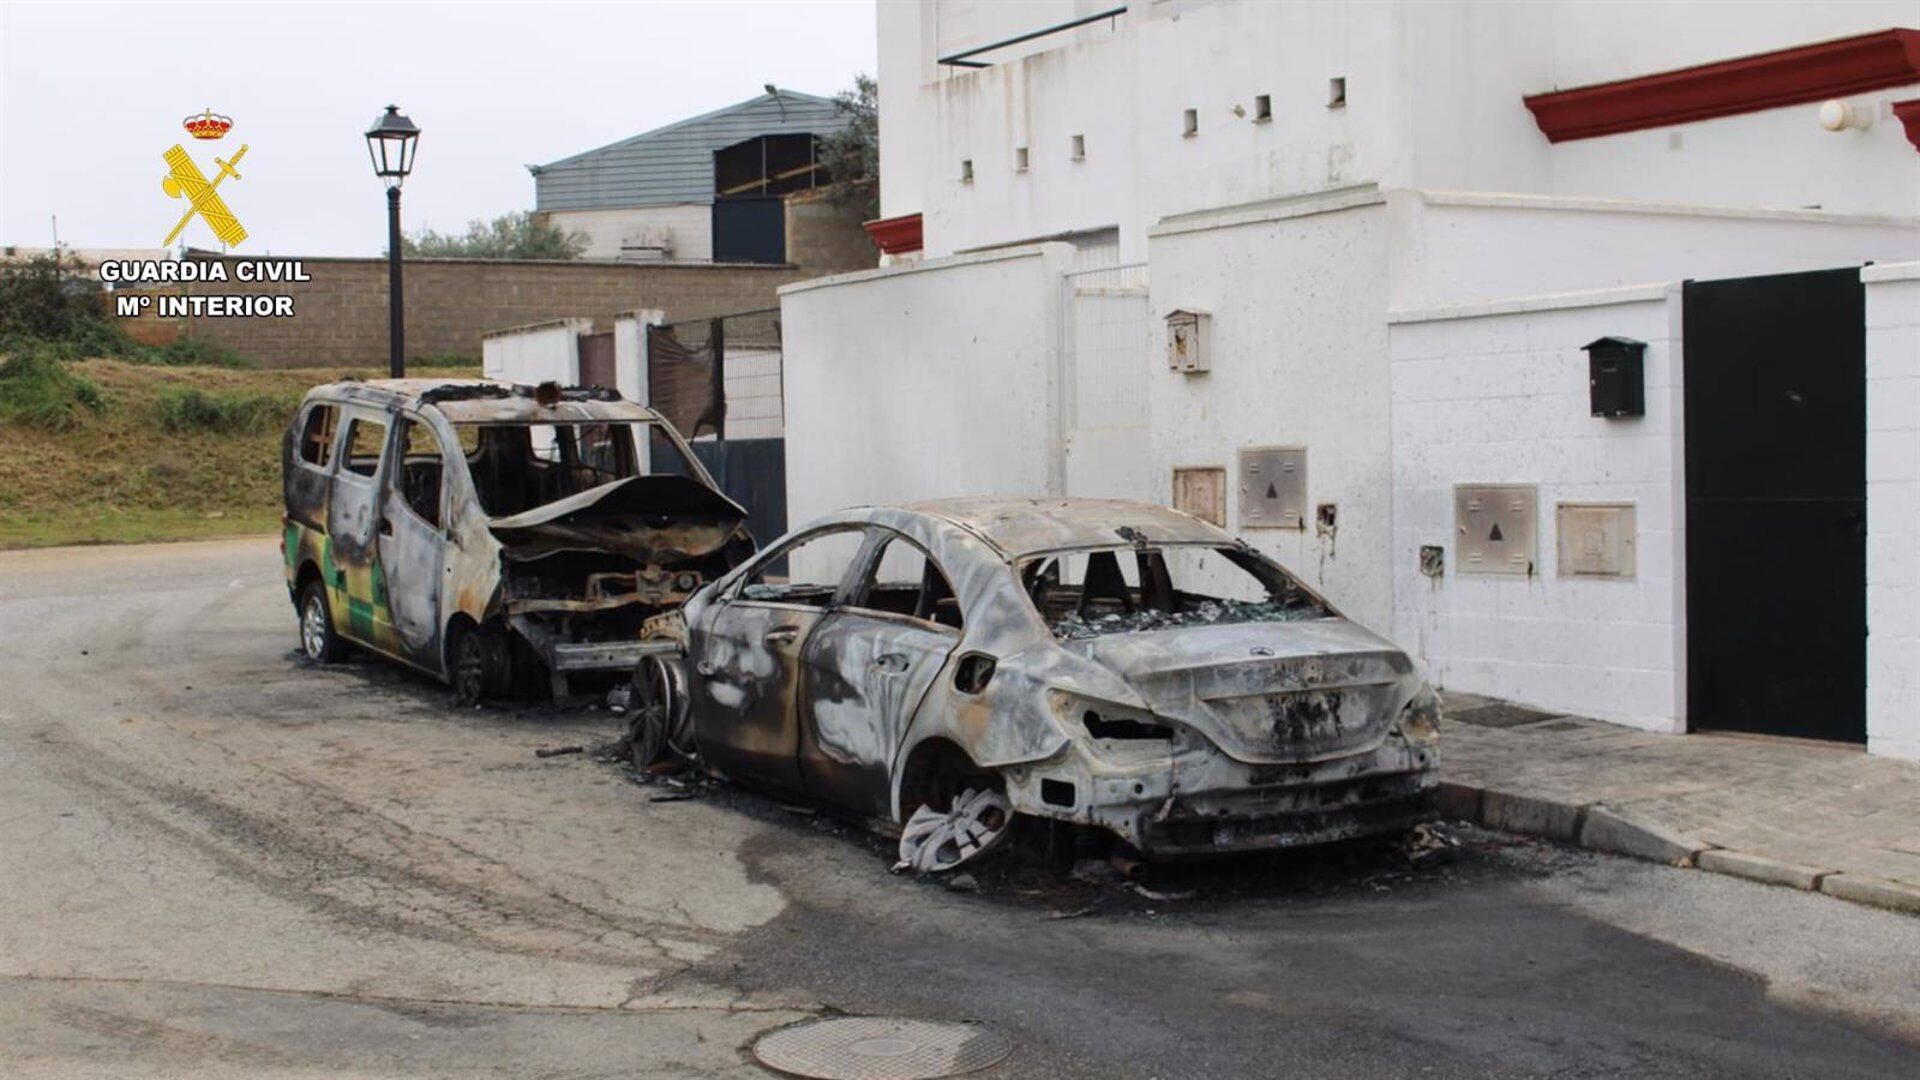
(1063, 619), (1419, 764)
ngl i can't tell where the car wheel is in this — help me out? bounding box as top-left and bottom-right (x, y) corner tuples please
(449, 627), (488, 707)
(627, 656), (676, 768)
(298, 581), (347, 663)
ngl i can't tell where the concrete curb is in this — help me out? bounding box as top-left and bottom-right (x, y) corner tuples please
(1695, 849), (1828, 891)
(1441, 781), (1915, 916)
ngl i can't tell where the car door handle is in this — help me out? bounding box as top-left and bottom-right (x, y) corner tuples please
(765, 626), (799, 643)
(873, 652), (910, 674)
(378, 516), (393, 536)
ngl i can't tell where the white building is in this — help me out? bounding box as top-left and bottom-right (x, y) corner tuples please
(783, 1), (1920, 758)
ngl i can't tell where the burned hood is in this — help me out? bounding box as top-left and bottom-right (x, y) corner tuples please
(1059, 618), (1423, 764)
(488, 475), (748, 561)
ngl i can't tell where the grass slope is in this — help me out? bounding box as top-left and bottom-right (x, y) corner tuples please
(0, 360), (415, 548)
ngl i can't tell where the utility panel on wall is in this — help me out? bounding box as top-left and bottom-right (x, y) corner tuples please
(1172, 466), (1226, 527)
(1455, 484), (1537, 575)
(1239, 446), (1306, 529)
(1166, 309), (1210, 373)
(1556, 503), (1637, 579)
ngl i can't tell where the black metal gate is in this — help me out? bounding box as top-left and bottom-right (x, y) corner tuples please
(645, 310), (787, 549)
(1683, 267), (1866, 742)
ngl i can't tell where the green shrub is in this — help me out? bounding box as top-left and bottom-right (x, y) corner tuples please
(154, 385), (292, 434)
(409, 350), (479, 369)
(0, 349), (106, 430)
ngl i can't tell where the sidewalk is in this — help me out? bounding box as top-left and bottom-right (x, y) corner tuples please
(1436, 693), (1920, 915)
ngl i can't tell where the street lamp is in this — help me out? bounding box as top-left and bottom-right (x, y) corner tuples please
(365, 105), (419, 378)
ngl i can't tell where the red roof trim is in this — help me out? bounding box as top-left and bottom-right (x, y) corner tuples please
(863, 212), (923, 255)
(1524, 28), (1920, 143)
(1894, 98), (1920, 151)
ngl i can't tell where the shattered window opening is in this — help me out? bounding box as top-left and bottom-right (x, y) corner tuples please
(395, 418), (445, 528)
(738, 527), (866, 608)
(451, 420), (699, 518)
(341, 418), (387, 479)
(297, 404), (337, 469)
(1019, 544), (1327, 640)
(851, 533), (964, 630)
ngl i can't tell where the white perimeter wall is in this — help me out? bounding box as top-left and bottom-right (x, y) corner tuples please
(543, 205), (713, 262)
(1390, 289), (1684, 731)
(1865, 262), (1920, 761)
(1389, 192), (1920, 311)
(779, 243), (1075, 533)
(481, 318), (589, 386)
(1144, 189), (1395, 632)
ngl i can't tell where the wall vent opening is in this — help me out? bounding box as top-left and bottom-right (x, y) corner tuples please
(1014, 146), (1029, 172)
(960, 158), (974, 183)
(1070, 133), (1086, 160)
(1182, 108), (1199, 137)
(1328, 77), (1347, 108)
(1254, 94), (1272, 122)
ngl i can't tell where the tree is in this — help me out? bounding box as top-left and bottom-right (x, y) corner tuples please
(402, 211), (588, 260)
(819, 73), (878, 219)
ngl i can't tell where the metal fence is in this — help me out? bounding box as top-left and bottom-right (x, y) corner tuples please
(646, 308), (787, 545)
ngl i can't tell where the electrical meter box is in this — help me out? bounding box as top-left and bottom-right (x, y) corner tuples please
(1455, 484), (1537, 575)
(1239, 446), (1306, 529)
(1166, 309), (1210, 373)
(1556, 502), (1637, 578)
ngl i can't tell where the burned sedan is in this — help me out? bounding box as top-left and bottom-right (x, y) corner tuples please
(282, 378), (752, 703)
(664, 497), (1439, 866)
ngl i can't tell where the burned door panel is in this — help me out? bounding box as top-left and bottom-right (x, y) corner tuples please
(800, 612), (959, 817)
(689, 601), (818, 792)
(326, 412), (399, 649)
(378, 416), (449, 665)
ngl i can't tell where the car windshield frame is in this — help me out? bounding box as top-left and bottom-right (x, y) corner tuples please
(448, 418), (719, 518)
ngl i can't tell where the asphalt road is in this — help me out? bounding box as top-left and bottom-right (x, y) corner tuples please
(2, 537), (1916, 1079)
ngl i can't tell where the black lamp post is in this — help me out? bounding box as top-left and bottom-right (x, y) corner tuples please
(365, 105), (420, 378)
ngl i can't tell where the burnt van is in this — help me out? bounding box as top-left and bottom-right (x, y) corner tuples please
(281, 378), (752, 702)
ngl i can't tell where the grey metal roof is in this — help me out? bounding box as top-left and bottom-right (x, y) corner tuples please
(531, 91), (849, 212)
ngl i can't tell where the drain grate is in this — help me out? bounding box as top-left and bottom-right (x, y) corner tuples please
(752, 1016), (1011, 1080)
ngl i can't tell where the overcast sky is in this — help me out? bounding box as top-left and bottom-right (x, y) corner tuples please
(0, 0), (877, 257)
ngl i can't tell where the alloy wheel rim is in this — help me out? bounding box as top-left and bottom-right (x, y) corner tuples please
(301, 596), (326, 659)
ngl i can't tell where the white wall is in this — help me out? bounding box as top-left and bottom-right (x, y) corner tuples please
(1145, 190), (1396, 631)
(481, 318), (590, 386)
(881, 0), (1920, 258)
(1390, 289), (1684, 731)
(1388, 191), (1920, 311)
(542, 204), (712, 262)
(779, 244), (1074, 532)
(1864, 262), (1920, 761)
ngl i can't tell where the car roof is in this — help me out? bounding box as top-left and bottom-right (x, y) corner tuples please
(896, 497), (1232, 557)
(304, 378), (667, 424)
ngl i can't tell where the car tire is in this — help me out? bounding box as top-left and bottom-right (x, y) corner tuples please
(298, 580), (348, 664)
(627, 656), (676, 768)
(448, 626), (490, 707)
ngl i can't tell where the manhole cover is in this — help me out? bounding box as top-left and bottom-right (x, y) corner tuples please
(752, 1016), (1011, 1080)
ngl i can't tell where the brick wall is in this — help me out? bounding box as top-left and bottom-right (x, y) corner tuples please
(152, 255), (841, 369)
(786, 188), (878, 274)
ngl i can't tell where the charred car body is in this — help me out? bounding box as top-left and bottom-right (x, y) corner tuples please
(661, 498), (1439, 860)
(282, 379), (752, 702)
